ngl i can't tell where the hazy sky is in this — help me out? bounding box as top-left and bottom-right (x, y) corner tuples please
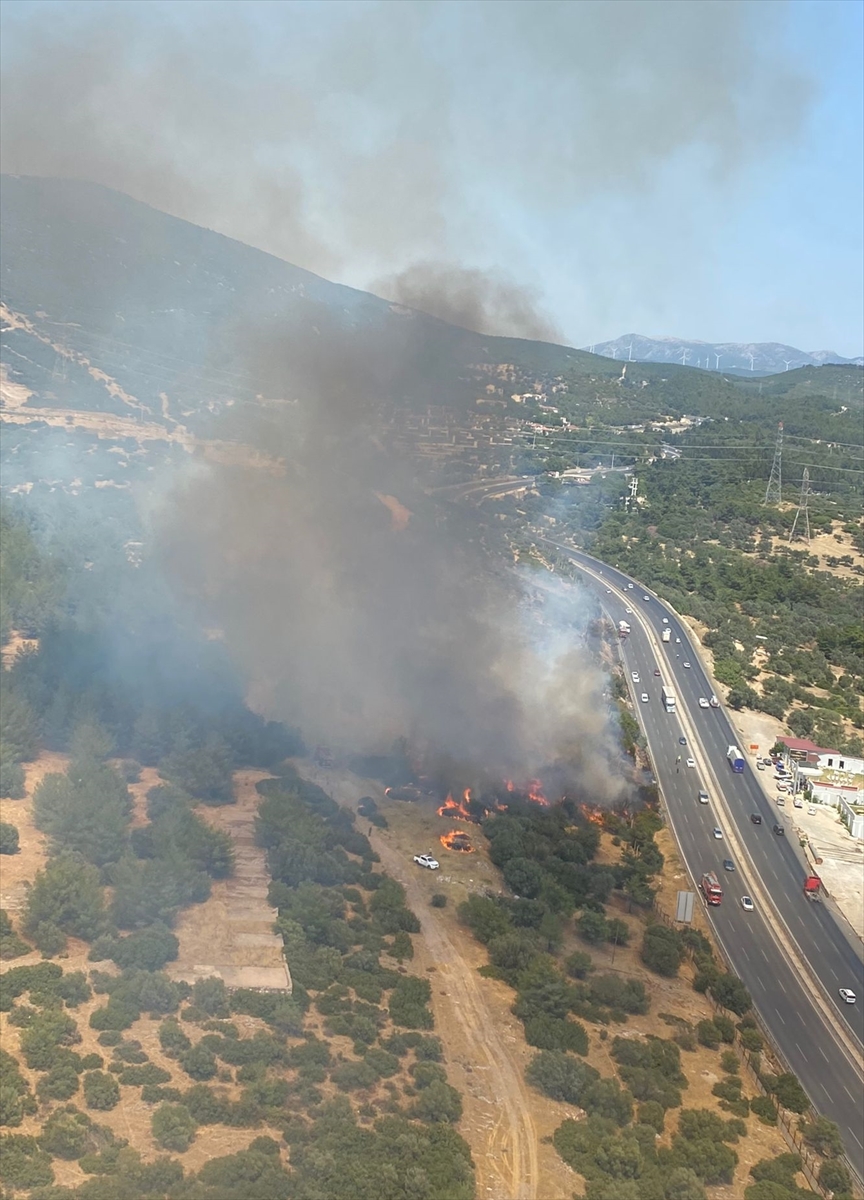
(1, 0), (862, 353)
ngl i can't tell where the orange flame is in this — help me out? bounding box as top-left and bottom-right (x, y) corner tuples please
(526, 779), (549, 806)
(579, 803), (606, 826)
(440, 829), (475, 852)
(437, 791), (473, 820)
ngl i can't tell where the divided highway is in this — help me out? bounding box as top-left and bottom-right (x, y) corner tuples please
(541, 540), (864, 1179)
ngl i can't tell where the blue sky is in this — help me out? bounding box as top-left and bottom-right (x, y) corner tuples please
(1, 0), (862, 353)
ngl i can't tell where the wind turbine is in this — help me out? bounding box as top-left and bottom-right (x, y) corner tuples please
(783, 359), (793, 371)
(610, 347), (618, 359)
(628, 342), (634, 362)
(714, 353), (722, 370)
(680, 348), (690, 367)
(748, 353), (755, 372)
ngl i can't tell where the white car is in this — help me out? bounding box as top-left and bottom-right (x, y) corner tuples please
(625, 606), (633, 614)
(756, 761), (765, 771)
(839, 988), (857, 1005)
(627, 583), (634, 589)
(675, 637), (681, 644)
(776, 796), (785, 806)
(641, 693), (649, 703)
(713, 827), (723, 839)
(698, 697), (709, 709)
(631, 672), (640, 683)
(741, 896), (755, 912)
(606, 588), (612, 594)
(686, 757), (696, 768)
(698, 790), (709, 804)
(709, 695), (720, 708)
(643, 595), (650, 601)
(662, 617), (669, 625)
(682, 661), (692, 669)
(413, 853), (440, 870)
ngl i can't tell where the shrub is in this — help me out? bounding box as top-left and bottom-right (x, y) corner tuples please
(108, 924), (180, 972)
(564, 950), (594, 979)
(739, 1026), (763, 1053)
(525, 1050), (599, 1104)
(637, 1100), (665, 1132)
(577, 910), (608, 944)
(696, 1019), (720, 1050)
(0, 1134), (54, 1188)
(36, 1061), (81, 1102)
(818, 1157), (852, 1195)
(765, 1072), (809, 1114)
(430, 893), (447, 908)
(389, 976), (434, 1029)
(192, 977), (230, 1018)
(330, 1060), (378, 1091)
(180, 1044), (218, 1082)
(641, 924), (685, 977)
(523, 1015), (588, 1055)
(749, 1096), (778, 1125)
(800, 1115), (845, 1158)
(39, 1106), (98, 1159)
(83, 1071), (120, 1111)
(0, 823), (20, 854)
(412, 1080), (463, 1124)
(588, 974), (649, 1015)
(118, 1064), (172, 1087)
(151, 1103), (197, 1152)
(159, 1019), (193, 1057)
(720, 1050), (739, 1074)
(709, 974), (752, 1016)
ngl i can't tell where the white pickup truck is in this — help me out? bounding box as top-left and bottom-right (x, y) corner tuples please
(413, 853), (440, 870)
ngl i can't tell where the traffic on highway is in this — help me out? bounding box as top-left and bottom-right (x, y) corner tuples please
(541, 539), (864, 1181)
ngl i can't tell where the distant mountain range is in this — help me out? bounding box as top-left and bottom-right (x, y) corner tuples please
(584, 334), (864, 375)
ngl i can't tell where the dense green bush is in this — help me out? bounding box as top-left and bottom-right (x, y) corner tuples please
(151, 1102), (198, 1152)
(525, 1050), (599, 1104)
(0, 1133), (54, 1188)
(749, 1095), (778, 1125)
(82, 1071), (120, 1111)
(0, 822), (20, 854)
(523, 1014), (588, 1055)
(23, 854), (106, 945)
(764, 1071), (810, 1114)
(641, 924), (685, 977)
(388, 976), (434, 1029)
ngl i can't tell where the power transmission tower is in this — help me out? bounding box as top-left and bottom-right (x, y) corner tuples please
(789, 468), (811, 543)
(624, 475), (638, 510)
(763, 421), (783, 506)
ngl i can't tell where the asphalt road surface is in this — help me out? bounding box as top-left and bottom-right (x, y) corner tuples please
(541, 539), (864, 1179)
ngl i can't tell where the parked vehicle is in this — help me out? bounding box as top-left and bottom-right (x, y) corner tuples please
(413, 853), (440, 870)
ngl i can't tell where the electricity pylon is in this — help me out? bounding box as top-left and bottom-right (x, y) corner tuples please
(789, 468), (811, 543)
(764, 422), (783, 506)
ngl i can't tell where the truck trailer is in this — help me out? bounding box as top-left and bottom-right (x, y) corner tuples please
(726, 745), (745, 773)
(701, 871), (723, 905)
(661, 685), (676, 713)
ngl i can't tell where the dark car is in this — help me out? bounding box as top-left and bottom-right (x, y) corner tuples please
(773, 824), (785, 836)
(678, 736), (687, 746)
(723, 859), (735, 871)
(750, 814), (762, 825)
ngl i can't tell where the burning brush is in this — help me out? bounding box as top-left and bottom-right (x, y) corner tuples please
(440, 829), (475, 853)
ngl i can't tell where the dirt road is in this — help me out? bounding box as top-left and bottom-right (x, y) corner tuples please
(300, 765), (542, 1200)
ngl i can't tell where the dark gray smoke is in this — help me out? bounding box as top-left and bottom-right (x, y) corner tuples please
(0, 1), (812, 339)
(373, 263), (562, 342)
(154, 313), (626, 798)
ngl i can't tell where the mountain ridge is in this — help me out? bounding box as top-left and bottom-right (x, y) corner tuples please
(585, 333), (863, 375)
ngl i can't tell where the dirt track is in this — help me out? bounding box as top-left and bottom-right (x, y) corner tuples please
(300, 765), (543, 1200)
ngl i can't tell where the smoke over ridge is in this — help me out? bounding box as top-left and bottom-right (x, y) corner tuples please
(0, 0), (812, 339)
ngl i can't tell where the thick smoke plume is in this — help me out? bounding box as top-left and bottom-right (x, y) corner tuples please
(0, 1), (812, 339)
(156, 313), (626, 800)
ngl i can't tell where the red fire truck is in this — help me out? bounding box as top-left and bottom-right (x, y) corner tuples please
(701, 871), (723, 906)
(803, 875), (822, 901)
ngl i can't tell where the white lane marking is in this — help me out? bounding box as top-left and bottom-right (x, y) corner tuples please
(843, 1084), (856, 1101)
(818, 1044), (829, 1062)
(795, 1041), (808, 1062)
(776, 1009), (786, 1025)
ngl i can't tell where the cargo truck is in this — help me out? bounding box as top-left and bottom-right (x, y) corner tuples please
(803, 875), (822, 901)
(618, 620), (631, 637)
(661, 628), (671, 643)
(661, 685), (676, 713)
(726, 745), (745, 773)
(701, 871), (723, 905)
